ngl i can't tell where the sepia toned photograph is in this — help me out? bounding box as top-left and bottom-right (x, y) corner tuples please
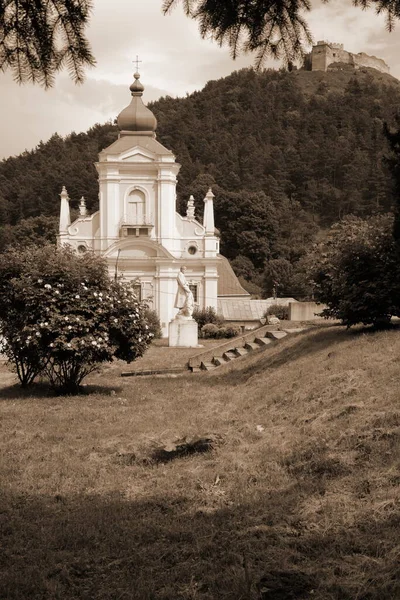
(0, 1), (399, 599)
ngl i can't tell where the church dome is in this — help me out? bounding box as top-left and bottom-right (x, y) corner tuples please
(117, 72), (157, 134)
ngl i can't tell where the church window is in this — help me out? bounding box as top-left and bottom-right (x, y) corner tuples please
(188, 245), (197, 255)
(127, 189), (146, 225)
(189, 284), (198, 303)
(77, 244), (87, 253)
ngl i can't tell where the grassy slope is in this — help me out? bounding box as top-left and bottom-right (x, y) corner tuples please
(0, 326), (399, 599)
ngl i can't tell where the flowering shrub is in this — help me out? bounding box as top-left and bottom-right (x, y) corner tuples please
(142, 308), (162, 339)
(0, 246), (153, 391)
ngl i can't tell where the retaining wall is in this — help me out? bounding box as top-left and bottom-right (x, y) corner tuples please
(289, 302), (326, 321)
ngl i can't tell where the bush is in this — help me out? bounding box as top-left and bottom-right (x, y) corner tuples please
(265, 304), (289, 320)
(0, 246), (153, 391)
(201, 323), (220, 338)
(224, 325), (242, 338)
(200, 323), (241, 339)
(143, 308), (162, 339)
(307, 214), (400, 327)
(193, 306), (224, 330)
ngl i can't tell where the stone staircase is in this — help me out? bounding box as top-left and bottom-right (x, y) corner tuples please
(189, 327), (306, 372)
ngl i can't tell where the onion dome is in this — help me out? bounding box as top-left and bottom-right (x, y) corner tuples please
(117, 72), (157, 134)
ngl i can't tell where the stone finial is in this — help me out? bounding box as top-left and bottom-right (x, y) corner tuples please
(204, 187), (215, 200)
(59, 186), (71, 233)
(186, 195), (195, 219)
(79, 196), (87, 216)
(203, 188), (215, 234)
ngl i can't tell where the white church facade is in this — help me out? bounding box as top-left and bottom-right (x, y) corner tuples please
(58, 71), (248, 337)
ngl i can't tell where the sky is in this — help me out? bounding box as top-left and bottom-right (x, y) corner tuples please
(1, 0), (400, 160)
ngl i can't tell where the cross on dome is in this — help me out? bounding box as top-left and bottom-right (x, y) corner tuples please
(116, 58), (157, 135)
(133, 55), (142, 74)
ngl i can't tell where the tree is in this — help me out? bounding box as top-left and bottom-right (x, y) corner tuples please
(6, 215), (58, 247)
(163, 0), (400, 67)
(384, 118), (400, 242)
(263, 258), (294, 297)
(0, 245), (153, 391)
(0, 0), (95, 87)
(307, 214), (400, 327)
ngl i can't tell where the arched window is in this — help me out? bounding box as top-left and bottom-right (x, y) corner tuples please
(127, 189), (145, 225)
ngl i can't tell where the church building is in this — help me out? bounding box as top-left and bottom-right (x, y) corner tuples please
(58, 70), (248, 337)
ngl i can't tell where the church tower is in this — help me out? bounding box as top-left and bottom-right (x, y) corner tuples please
(96, 71), (182, 256)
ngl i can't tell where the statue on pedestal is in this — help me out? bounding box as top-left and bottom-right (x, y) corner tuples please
(174, 266), (194, 319)
(169, 266), (198, 346)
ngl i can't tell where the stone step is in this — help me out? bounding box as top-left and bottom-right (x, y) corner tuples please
(244, 341), (261, 351)
(212, 356), (228, 367)
(282, 327), (307, 334)
(223, 351), (237, 361)
(190, 367), (202, 374)
(255, 337), (273, 346)
(201, 362), (217, 371)
(234, 347), (248, 357)
(266, 330), (287, 341)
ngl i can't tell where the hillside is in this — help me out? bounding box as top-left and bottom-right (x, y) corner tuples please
(0, 324), (399, 599)
(291, 67), (400, 97)
(1, 67), (400, 278)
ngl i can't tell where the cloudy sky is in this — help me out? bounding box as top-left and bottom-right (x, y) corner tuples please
(1, 0), (400, 160)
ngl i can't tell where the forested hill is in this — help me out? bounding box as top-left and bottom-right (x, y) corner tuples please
(1, 66), (400, 277)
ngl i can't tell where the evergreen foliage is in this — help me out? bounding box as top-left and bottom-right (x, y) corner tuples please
(0, 0), (95, 87)
(163, 0), (313, 67)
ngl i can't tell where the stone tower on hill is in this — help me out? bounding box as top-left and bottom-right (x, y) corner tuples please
(311, 41), (389, 74)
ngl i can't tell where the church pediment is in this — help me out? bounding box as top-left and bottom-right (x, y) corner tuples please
(120, 147), (156, 163)
(120, 245), (157, 258)
(107, 244), (156, 258)
(104, 239), (175, 260)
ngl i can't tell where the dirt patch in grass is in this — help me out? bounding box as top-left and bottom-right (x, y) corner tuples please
(0, 326), (399, 599)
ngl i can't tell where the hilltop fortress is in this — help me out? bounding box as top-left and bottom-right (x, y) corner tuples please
(310, 41), (390, 74)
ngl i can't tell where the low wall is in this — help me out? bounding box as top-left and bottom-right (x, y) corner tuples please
(289, 302), (326, 321)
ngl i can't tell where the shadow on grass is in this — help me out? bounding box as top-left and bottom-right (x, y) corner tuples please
(0, 380), (124, 401)
(1, 479), (398, 600)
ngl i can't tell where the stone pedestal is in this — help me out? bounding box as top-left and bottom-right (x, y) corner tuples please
(168, 317), (198, 347)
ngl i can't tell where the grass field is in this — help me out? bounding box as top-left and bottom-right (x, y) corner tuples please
(0, 325), (399, 599)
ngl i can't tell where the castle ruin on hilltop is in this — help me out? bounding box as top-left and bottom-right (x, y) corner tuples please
(310, 41), (389, 74)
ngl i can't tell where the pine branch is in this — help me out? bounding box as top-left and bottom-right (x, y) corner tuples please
(0, 0), (95, 87)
